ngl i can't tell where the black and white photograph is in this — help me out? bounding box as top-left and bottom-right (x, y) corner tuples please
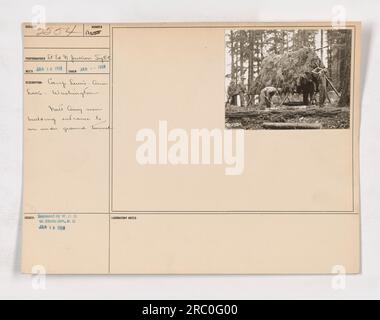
(225, 28), (353, 130)
(2, 0), (380, 302)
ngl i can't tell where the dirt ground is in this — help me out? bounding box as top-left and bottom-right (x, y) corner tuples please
(225, 104), (350, 130)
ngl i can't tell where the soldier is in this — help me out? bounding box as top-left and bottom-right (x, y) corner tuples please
(227, 81), (238, 106)
(237, 80), (247, 107)
(300, 72), (316, 106)
(259, 86), (278, 109)
(227, 80), (247, 107)
(312, 67), (328, 107)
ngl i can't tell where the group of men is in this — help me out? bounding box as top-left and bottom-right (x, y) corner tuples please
(298, 67), (329, 107)
(227, 67), (329, 109)
(227, 80), (280, 109)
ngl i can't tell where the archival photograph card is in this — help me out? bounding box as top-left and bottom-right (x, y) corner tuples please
(22, 22), (361, 274)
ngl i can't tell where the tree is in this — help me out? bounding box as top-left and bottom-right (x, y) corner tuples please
(247, 30), (254, 90)
(226, 30), (238, 83)
(338, 30), (352, 107)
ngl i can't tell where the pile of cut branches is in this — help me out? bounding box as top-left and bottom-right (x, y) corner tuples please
(251, 48), (323, 94)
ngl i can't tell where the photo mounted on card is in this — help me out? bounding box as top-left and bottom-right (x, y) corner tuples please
(225, 28), (352, 130)
(22, 22), (361, 274)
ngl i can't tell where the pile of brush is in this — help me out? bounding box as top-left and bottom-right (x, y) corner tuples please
(251, 48), (323, 94)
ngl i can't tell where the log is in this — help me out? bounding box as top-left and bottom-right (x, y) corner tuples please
(226, 107), (345, 118)
(262, 122), (322, 129)
(283, 101), (305, 106)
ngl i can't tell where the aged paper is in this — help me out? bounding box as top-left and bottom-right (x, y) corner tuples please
(22, 22), (361, 274)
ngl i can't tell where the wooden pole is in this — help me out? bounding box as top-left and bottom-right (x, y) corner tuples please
(315, 45), (329, 51)
(279, 92), (290, 107)
(326, 76), (341, 98)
